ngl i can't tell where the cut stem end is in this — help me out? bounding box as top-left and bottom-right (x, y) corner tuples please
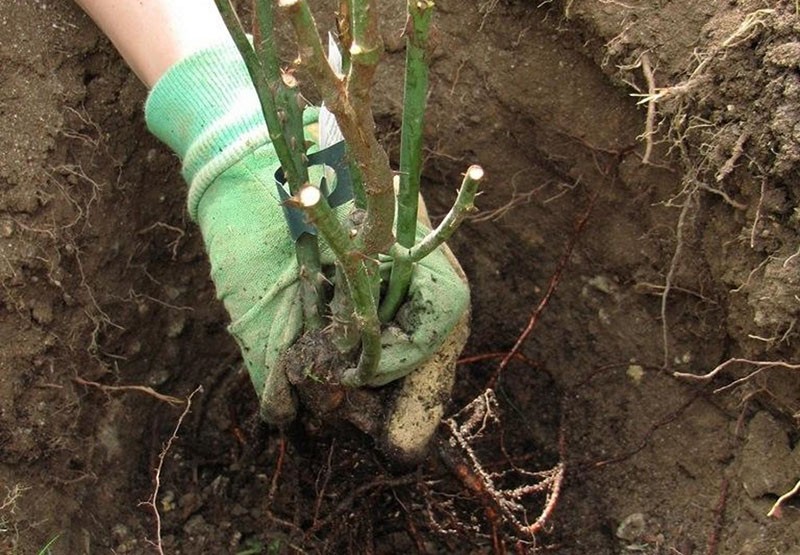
(467, 164), (484, 182)
(298, 184), (322, 207)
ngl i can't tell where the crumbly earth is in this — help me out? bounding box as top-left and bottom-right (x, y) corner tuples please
(1, 1), (799, 553)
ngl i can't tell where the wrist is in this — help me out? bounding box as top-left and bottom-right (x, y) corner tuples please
(145, 43), (268, 217)
(76, 0), (234, 87)
(144, 43), (320, 221)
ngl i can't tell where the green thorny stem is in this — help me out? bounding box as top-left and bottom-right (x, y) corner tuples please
(390, 165), (484, 262)
(221, 0), (483, 388)
(280, 0), (394, 257)
(280, 0), (389, 383)
(378, 0), (435, 323)
(215, 0), (325, 330)
(290, 186), (381, 386)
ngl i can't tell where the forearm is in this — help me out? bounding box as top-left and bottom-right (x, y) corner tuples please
(74, 0), (232, 87)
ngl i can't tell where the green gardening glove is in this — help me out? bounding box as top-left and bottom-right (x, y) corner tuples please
(144, 42), (469, 423)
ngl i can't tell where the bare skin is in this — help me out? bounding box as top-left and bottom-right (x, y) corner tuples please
(74, 0), (231, 87)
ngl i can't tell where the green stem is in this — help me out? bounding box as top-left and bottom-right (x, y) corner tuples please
(397, 0), (434, 247)
(329, 264), (360, 352)
(215, 0), (301, 188)
(378, 257), (413, 323)
(281, 0), (395, 257)
(378, 0), (434, 322)
(278, 0), (341, 91)
(254, 0), (308, 188)
(291, 185), (382, 386)
(295, 234), (324, 330)
(254, 0), (324, 329)
(348, 0), (382, 67)
(216, 0), (324, 330)
(403, 165), (483, 262)
(382, 165), (482, 320)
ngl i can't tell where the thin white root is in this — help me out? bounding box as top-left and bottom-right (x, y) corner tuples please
(674, 358), (800, 381)
(768, 478), (800, 518)
(140, 386), (202, 555)
(74, 376), (185, 406)
(640, 53), (657, 164)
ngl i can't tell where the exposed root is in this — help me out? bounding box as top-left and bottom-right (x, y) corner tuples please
(633, 9), (775, 109)
(633, 281), (717, 305)
(137, 222), (186, 260)
(458, 351), (539, 368)
(478, 0), (501, 31)
(603, 21), (636, 67)
(719, 9), (775, 49)
(767, 478), (800, 518)
(47, 164), (103, 228)
(590, 391), (700, 469)
(0, 484), (29, 513)
(598, 0), (639, 8)
(73, 376), (185, 406)
(491, 191), (596, 388)
(627, 8), (776, 197)
(639, 52), (657, 165)
(660, 191), (696, 369)
(122, 288), (194, 312)
(311, 440), (335, 527)
(730, 256), (771, 294)
(715, 131), (750, 183)
(71, 241), (125, 361)
(694, 180), (747, 211)
(675, 357), (800, 414)
(469, 177), (542, 223)
(304, 475), (416, 538)
(438, 390), (566, 543)
(747, 317), (797, 347)
(782, 245), (800, 268)
(140, 386), (202, 555)
(673, 357), (800, 384)
(62, 105), (103, 150)
(706, 478), (729, 555)
(430, 190), (595, 544)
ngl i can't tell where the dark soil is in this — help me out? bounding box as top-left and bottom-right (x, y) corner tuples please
(2, 1), (800, 554)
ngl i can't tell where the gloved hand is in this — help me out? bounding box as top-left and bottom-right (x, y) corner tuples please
(144, 42), (470, 430)
(382, 204), (470, 463)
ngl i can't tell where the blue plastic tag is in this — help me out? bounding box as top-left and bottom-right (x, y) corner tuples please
(274, 140), (354, 241)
